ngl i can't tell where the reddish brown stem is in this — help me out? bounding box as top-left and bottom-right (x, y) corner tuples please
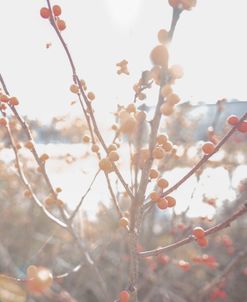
(139, 201), (247, 257)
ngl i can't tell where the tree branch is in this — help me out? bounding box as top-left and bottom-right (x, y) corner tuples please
(139, 201), (247, 257)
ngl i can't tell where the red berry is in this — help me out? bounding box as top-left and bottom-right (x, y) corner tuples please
(238, 120), (247, 133)
(0, 118), (7, 127)
(168, 0), (180, 8)
(192, 227), (205, 239)
(227, 114), (239, 126)
(202, 142), (215, 155)
(52, 5), (62, 16)
(197, 237), (208, 248)
(40, 7), (50, 19)
(119, 290), (129, 302)
(56, 19), (66, 31)
(157, 198), (168, 210)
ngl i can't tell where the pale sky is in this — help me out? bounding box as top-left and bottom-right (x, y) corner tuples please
(1, 0), (247, 125)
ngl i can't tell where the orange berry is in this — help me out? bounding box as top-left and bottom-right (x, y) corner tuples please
(168, 0), (180, 8)
(52, 5), (62, 16)
(162, 141), (173, 152)
(180, 0), (197, 10)
(0, 117), (7, 126)
(169, 0), (196, 10)
(70, 84), (79, 94)
(119, 290), (129, 302)
(166, 196), (176, 207)
(119, 217), (129, 227)
(150, 45), (169, 68)
(227, 115), (239, 126)
(87, 92), (95, 101)
(0, 104), (7, 110)
(126, 103), (136, 113)
(169, 64), (184, 79)
(157, 29), (169, 44)
(161, 84), (172, 97)
(44, 197), (55, 206)
(157, 178), (169, 189)
(40, 7), (50, 19)
(25, 140), (34, 150)
(108, 151), (119, 162)
(0, 94), (9, 103)
(82, 135), (90, 143)
(150, 191), (160, 202)
(166, 93), (180, 105)
(9, 96), (19, 106)
(56, 19), (66, 31)
(238, 120), (247, 133)
(197, 237), (208, 248)
(91, 144), (99, 153)
(99, 158), (113, 173)
(152, 146), (165, 159)
(26, 266), (53, 294)
(160, 103), (174, 116)
(56, 187), (62, 193)
(157, 198), (168, 210)
(157, 134), (168, 145)
(202, 142), (215, 155)
(120, 117), (137, 134)
(192, 227), (205, 239)
(40, 153), (49, 162)
(108, 144), (117, 152)
(149, 169), (159, 179)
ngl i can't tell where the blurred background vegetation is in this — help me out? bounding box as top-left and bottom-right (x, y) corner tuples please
(0, 99), (247, 302)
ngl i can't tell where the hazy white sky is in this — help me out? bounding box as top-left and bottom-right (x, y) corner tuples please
(1, 0), (247, 124)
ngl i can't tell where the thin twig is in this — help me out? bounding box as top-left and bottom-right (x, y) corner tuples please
(139, 201), (247, 257)
(143, 111), (247, 211)
(105, 173), (123, 219)
(69, 169), (100, 222)
(45, 0), (134, 203)
(2, 118), (67, 228)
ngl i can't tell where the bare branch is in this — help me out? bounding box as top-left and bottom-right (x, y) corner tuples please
(139, 201), (247, 257)
(143, 111), (247, 211)
(2, 119), (67, 228)
(69, 169), (101, 222)
(45, 0), (134, 203)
